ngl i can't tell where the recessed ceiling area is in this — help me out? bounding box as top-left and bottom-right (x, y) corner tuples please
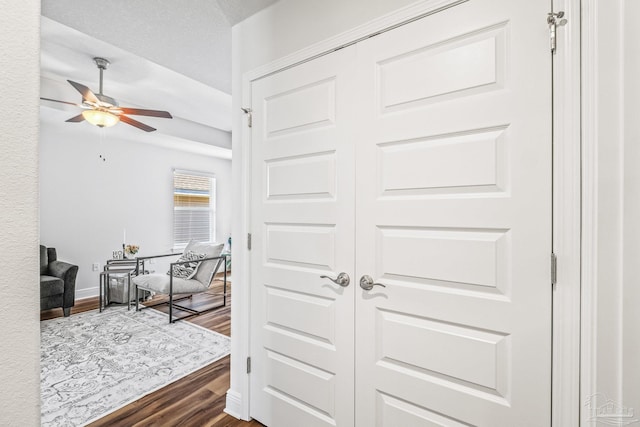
(40, 0), (278, 154)
(41, 0), (279, 94)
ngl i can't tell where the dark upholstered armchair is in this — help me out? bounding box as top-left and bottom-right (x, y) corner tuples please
(40, 245), (78, 316)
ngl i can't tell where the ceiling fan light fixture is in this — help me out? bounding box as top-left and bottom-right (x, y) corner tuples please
(82, 109), (120, 128)
(41, 56), (172, 132)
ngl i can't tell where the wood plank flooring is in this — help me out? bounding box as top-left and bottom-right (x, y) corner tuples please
(41, 278), (264, 427)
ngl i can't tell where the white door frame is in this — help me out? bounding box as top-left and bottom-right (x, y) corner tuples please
(226, 0), (583, 424)
(552, 0), (582, 425)
(579, 0), (603, 424)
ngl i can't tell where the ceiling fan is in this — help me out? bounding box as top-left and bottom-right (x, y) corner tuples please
(41, 57), (172, 132)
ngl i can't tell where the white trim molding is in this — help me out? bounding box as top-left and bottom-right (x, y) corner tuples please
(243, 0), (469, 84)
(580, 0), (600, 423)
(225, 74), (254, 420)
(223, 389), (245, 419)
(552, 0), (582, 425)
(75, 288), (99, 301)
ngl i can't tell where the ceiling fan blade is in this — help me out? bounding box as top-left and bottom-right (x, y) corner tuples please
(65, 114), (85, 123)
(118, 108), (173, 119)
(67, 80), (100, 104)
(40, 97), (82, 107)
(120, 115), (156, 132)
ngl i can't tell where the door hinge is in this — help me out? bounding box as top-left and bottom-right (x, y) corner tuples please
(247, 233), (252, 250)
(247, 357), (252, 374)
(547, 11), (567, 54)
(241, 107), (253, 128)
(551, 253), (558, 285)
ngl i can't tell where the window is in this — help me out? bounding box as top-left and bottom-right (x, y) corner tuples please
(173, 170), (216, 250)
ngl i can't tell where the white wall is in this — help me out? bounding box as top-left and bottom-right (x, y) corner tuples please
(0, 0), (41, 424)
(587, 0), (640, 417)
(622, 0), (640, 413)
(233, 0), (419, 77)
(40, 113), (232, 299)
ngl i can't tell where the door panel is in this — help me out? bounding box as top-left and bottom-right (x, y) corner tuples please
(250, 46), (358, 427)
(377, 23), (506, 112)
(354, 0), (551, 426)
(378, 127), (508, 196)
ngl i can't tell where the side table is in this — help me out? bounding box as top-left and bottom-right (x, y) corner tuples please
(99, 259), (138, 311)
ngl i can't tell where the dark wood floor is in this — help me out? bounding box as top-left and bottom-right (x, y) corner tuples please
(41, 277), (264, 427)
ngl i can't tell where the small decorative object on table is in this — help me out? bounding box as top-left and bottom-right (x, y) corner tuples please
(125, 244), (139, 259)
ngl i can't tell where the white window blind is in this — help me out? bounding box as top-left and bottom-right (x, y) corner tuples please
(173, 170), (216, 249)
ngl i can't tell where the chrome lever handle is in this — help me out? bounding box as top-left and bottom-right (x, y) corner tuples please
(359, 275), (386, 291)
(320, 272), (350, 287)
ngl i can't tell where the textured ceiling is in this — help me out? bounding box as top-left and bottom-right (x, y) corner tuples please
(41, 0), (279, 94)
(215, 0), (280, 25)
(40, 17), (233, 132)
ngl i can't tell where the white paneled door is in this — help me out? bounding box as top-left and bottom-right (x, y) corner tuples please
(250, 0), (552, 425)
(354, 0), (551, 425)
(249, 45), (359, 427)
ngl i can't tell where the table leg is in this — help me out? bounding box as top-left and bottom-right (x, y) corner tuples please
(99, 273), (104, 312)
(127, 271), (132, 310)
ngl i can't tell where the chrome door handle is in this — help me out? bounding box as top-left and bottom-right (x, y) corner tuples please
(320, 272), (350, 287)
(359, 275), (386, 291)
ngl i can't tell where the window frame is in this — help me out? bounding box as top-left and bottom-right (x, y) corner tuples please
(172, 168), (217, 252)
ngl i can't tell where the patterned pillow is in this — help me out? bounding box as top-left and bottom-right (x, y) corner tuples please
(167, 251), (206, 279)
(183, 240), (224, 285)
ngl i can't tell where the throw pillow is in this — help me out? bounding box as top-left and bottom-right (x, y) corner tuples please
(167, 251), (206, 279)
(183, 240), (225, 285)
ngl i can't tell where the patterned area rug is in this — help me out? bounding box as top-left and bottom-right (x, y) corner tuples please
(40, 306), (231, 426)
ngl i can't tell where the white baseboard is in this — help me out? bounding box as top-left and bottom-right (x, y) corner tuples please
(224, 389), (248, 420)
(75, 287), (99, 300)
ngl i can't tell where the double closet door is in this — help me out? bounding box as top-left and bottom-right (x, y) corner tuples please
(249, 0), (552, 426)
